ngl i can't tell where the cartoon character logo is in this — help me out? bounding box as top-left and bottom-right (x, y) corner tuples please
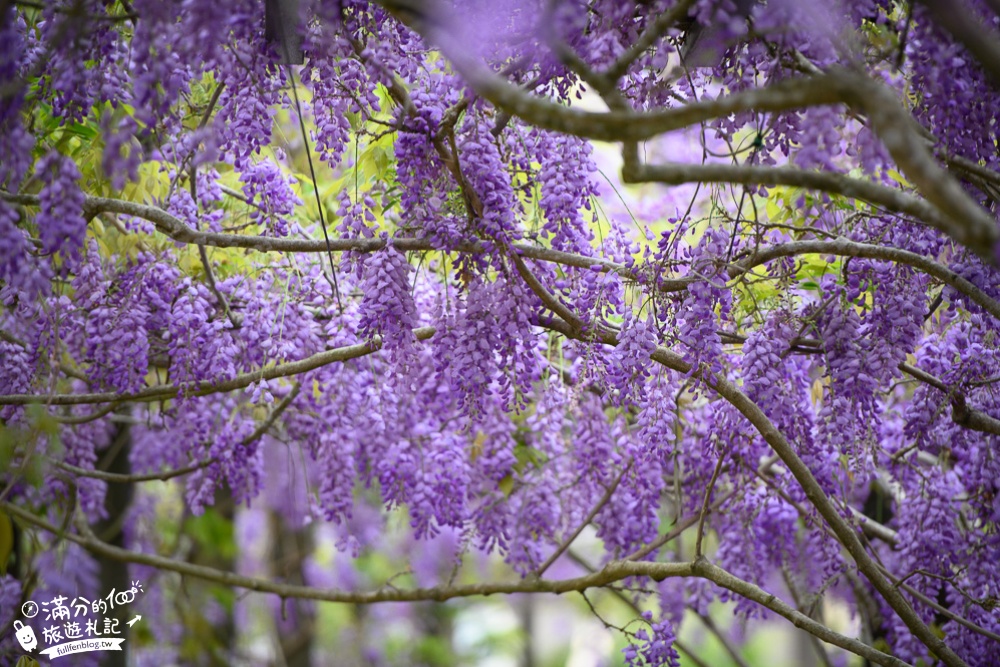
(13, 620), (37, 652)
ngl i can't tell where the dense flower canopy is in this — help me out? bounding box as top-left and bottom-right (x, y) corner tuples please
(1, 0), (1000, 665)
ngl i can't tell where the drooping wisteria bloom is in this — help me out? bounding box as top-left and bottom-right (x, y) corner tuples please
(2, 1), (1000, 665)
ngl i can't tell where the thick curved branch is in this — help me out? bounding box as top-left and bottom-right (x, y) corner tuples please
(0, 328), (436, 406)
(690, 558), (910, 667)
(901, 363), (1000, 436)
(681, 367), (965, 666)
(829, 71), (1000, 263)
(436, 61), (843, 143)
(626, 161), (954, 244)
(540, 316), (967, 667)
(2, 498), (693, 601)
(914, 0), (1000, 89)
(380, 57), (994, 279)
(949, 395), (1000, 436)
(736, 239), (1000, 321)
(2, 501), (908, 667)
(596, 0), (699, 87)
(20, 190), (997, 323)
(374, 4), (846, 142)
(718, 325), (1000, 437)
(383, 4), (997, 263)
(946, 154), (1000, 191)
(0, 190), (642, 278)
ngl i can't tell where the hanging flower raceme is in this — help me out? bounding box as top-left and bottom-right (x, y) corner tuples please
(36, 150), (87, 270)
(676, 226), (731, 380)
(607, 312), (657, 407)
(240, 158), (302, 237)
(357, 236), (419, 372)
(623, 611), (681, 667)
(816, 287), (881, 462)
(3, 2), (1000, 665)
(458, 119), (523, 247)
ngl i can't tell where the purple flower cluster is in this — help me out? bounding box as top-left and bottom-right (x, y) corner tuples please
(816, 290), (880, 461)
(210, 5), (287, 168)
(676, 227), (731, 379)
(597, 426), (666, 556)
(57, 416), (113, 519)
(0, 9), (34, 190)
(166, 279), (238, 386)
(532, 129), (598, 255)
(303, 27), (380, 168)
(0, 339), (32, 421)
(357, 239), (418, 369)
(71, 250), (153, 393)
(36, 150), (87, 268)
(389, 430), (471, 539)
(607, 313), (657, 406)
(101, 115), (141, 190)
(0, 201), (49, 296)
(434, 278), (506, 416)
(623, 611), (681, 667)
(458, 120), (522, 246)
(859, 263), (926, 383)
(906, 2), (1000, 178)
(240, 158), (302, 237)
(335, 190), (378, 240)
(6, 3), (1000, 664)
(37, 0), (122, 123)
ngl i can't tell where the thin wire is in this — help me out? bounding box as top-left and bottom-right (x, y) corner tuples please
(283, 46), (344, 313)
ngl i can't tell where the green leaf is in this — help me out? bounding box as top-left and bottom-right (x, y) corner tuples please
(184, 508), (236, 561)
(412, 635), (455, 665)
(512, 443), (546, 471)
(65, 121), (99, 141)
(497, 474), (514, 497)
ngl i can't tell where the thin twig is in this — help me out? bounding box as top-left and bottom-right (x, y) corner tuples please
(535, 462), (631, 577)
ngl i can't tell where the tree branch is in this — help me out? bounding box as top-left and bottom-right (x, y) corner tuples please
(596, 0), (699, 88)
(371, 5), (846, 143)
(1, 500), (910, 667)
(914, 0), (1000, 88)
(830, 70), (1000, 264)
(899, 363), (1000, 436)
(7, 498), (695, 601)
(438, 61), (844, 143)
(0, 190), (645, 279)
(14, 192), (997, 323)
(0, 329), (436, 406)
(52, 458), (212, 484)
(626, 161), (955, 247)
(736, 238), (1000, 321)
(540, 316), (968, 667)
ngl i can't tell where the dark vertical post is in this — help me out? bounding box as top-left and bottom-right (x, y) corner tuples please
(91, 416), (133, 667)
(265, 0), (303, 64)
